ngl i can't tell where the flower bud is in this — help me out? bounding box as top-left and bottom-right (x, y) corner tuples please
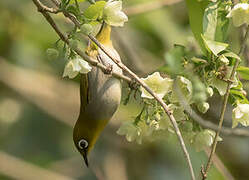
(69, 40), (78, 50)
(206, 87), (214, 97)
(46, 48), (59, 60)
(181, 121), (193, 132)
(81, 24), (93, 35)
(197, 102), (209, 114)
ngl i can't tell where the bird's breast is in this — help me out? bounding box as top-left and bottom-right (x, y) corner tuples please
(85, 47), (122, 121)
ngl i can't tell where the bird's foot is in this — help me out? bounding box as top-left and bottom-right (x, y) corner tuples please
(103, 64), (113, 74)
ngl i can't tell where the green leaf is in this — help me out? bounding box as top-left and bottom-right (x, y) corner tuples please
(229, 81), (248, 104)
(237, 66), (249, 80)
(230, 89), (249, 104)
(223, 51), (241, 61)
(191, 57), (207, 64)
(203, 1), (219, 41)
(186, 1), (231, 54)
(185, 0), (209, 54)
(83, 1), (106, 20)
(202, 35), (229, 56)
(214, 1), (231, 42)
(211, 77), (227, 96)
(203, 1), (230, 42)
(66, 5), (80, 16)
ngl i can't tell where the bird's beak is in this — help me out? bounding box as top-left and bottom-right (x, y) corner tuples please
(83, 149), (89, 167)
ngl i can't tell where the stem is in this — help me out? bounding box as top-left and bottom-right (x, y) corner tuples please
(202, 25), (249, 180)
(33, 0), (196, 179)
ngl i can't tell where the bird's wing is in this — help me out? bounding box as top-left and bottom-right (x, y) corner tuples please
(80, 74), (90, 111)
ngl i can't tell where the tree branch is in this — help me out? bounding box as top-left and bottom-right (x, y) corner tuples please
(204, 149), (235, 180)
(36, 1), (60, 13)
(32, 0), (196, 179)
(202, 25), (249, 179)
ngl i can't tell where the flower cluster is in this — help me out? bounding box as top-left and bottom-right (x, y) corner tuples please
(117, 72), (220, 151)
(140, 72), (173, 99)
(62, 0), (128, 78)
(55, 0), (249, 154)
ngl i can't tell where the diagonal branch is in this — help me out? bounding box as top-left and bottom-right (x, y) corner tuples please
(32, 0), (196, 179)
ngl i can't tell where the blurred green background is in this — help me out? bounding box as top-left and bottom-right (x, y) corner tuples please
(0, 0), (248, 179)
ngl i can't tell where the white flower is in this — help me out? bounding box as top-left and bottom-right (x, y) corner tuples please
(193, 129), (222, 152)
(232, 103), (249, 128)
(103, 0), (128, 27)
(170, 76), (193, 103)
(141, 72), (173, 99)
(117, 121), (142, 144)
(227, 3), (249, 27)
(63, 57), (92, 79)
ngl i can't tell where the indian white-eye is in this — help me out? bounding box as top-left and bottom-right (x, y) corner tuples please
(73, 23), (122, 167)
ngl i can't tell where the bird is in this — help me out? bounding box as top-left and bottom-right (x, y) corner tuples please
(73, 23), (122, 167)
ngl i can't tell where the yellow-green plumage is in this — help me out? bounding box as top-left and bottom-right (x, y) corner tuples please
(73, 24), (122, 166)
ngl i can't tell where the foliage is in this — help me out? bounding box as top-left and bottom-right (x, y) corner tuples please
(2, 0), (249, 179)
(46, 0), (249, 153)
(115, 0), (249, 152)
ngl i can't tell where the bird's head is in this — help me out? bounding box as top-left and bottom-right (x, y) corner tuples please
(73, 120), (100, 167)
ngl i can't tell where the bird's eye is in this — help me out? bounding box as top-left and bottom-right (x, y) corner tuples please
(78, 139), (88, 149)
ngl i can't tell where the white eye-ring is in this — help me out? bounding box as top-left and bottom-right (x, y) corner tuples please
(78, 139), (89, 149)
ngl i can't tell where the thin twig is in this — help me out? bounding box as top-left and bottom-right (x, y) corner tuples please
(202, 25), (249, 179)
(204, 149), (235, 180)
(124, 0), (183, 16)
(32, 0), (196, 179)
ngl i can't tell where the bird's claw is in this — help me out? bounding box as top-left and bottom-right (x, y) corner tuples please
(103, 64), (113, 74)
(129, 79), (139, 90)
